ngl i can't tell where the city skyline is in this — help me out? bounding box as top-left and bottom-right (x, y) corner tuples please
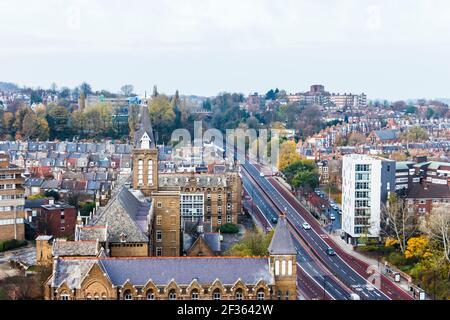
(1, 0), (450, 100)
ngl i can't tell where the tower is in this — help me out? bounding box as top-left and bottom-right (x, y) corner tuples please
(132, 105), (159, 195)
(268, 215), (297, 300)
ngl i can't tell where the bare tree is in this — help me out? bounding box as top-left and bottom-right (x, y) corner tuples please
(381, 194), (418, 254)
(421, 204), (450, 263)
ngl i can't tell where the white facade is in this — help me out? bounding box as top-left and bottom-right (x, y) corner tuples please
(342, 154), (395, 242)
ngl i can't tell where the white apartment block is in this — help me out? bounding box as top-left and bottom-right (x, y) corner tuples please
(342, 154), (395, 244)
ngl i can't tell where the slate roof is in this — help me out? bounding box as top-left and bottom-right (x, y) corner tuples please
(52, 240), (100, 257)
(373, 129), (398, 141)
(268, 216), (297, 255)
(203, 233), (221, 252)
(406, 183), (450, 199)
(75, 225), (108, 242)
(51, 257), (274, 289)
(134, 106), (156, 149)
(88, 187), (150, 243)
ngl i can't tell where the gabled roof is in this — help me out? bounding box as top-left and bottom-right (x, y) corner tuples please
(134, 106), (156, 149)
(268, 215), (296, 255)
(88, 187), (150, 243)
(52, 240), (101, 257)
(51, 257), (274, 289)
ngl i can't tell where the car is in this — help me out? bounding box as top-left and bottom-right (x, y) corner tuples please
(259, 172), (265, 177)
(338, 209), (342, 215)
(302, 222), (311, 230)
(326, 248), (336, 256)
(271, 217), (278, 224)
(330, 214), (336, 220)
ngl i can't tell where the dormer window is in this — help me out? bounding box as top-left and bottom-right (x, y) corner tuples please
(119, 232), (128, 243)
(140, 132), (151, 150)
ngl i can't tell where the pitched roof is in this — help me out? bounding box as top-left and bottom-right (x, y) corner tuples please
(51, 257), (274, 289)
(75, 225), (108, 242)
(52, 240), (101, 257)
(134, 106), (156, 149)
(268, 216), (296, 255)
(88, 187), (150, 243)
(373, 129), (398, 141)
(406, 183), (450, 200)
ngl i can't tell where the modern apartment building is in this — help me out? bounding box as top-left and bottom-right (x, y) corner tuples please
(341, 154), (395, 244)
(0, 153), (26, 241)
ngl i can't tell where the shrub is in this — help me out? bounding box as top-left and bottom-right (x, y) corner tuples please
(219, 223), (239, 234)
(0, 239), (27, 252)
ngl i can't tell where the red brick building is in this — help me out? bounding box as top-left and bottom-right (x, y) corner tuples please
(37, 202), (77, 238)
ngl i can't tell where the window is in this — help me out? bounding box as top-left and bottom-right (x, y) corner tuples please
(277, 290), (282, 300)
(281, 260), (286, 275)
(235, 289), (243, 300)
(60, 293), (70, 300)
(146, 290), (155, 300)
(156, 215), (162, 226)
(156, 231), (162, 242)
(124, 290), (133, 300)
(275, 260), (280, 276)
(288, 260), (293, 276)
(257, 289), (265, 300)
(285, 291), (289, 300)
(227, 215), (232, 223)
(168, 289), (177, 300)
(217, 218), (221, 225)
(213, 289), (221, 300)
(86, 294), (92, 300)
(191, 289), (199, 300)
(156, 247), (163, 256)
(60, 226), (65, 232)
(157, 202), (162, 208)
(94, 294), (100, 300)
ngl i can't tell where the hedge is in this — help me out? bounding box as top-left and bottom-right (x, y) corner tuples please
(219, 223), (239, 234)
(0, 239), (27, 252)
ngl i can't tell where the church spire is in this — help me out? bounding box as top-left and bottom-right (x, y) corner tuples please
(268, 215), (296, 255)
(134, 105), (156, 149)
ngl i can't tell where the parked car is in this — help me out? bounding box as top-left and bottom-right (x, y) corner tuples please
(302, 222), (311, 230)
(330, 214), (336, 220)
(271, 217), (278, 224)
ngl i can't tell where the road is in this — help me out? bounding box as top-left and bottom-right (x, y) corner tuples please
(242, 161), (413, 300)
(242, 166), (350, 300)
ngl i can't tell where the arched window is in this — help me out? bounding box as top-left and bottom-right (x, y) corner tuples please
(94, 293), (100, 300)
(257, 289), (265, 300)
(281, 260), (286, 275)
(213, 289), (221, 300)
(277, 290), (282, 300)
(235, 289), (243, 300)
(275, 260), (280, 275)
(123, 290), (133, 300)
(285, 290), (289, 300)
(168, 289), (177, 300)
(191, 289), (199, 300)
(101, 293), (107, 300)
(86, 294), (92, 300)
(146, 290), (155, 300)
(60, 293), (70, 300)
(288, 260), (293, 276)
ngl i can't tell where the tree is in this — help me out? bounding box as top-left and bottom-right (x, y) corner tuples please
(421, 204), (450, 263)
(405, 236), (432, 260)
(152, 85), (159, 98)
(59, 87), (71, 99)
(278, 140), (301, 170)
(225, 229), (274, 256)
(149, 95), (176, 143)
(79, 82), (92, 96)
(120, 84), (134, 96)
(348, 132), (366, 146)
(46, 105), (71, 139)
(381, 194), (418, 254)
(21, 112), (39, 140)
(402, 126), (429, 142)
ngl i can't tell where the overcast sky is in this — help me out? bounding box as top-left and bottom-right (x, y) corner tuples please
(1, 0), (449, 100)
